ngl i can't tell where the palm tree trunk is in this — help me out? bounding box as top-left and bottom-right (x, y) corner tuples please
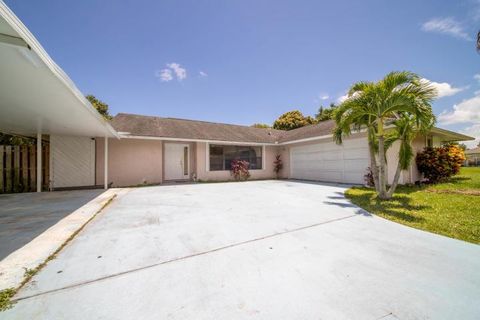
(386, 161), (402, 198)
(377, 120), (387, 199)
(368, 140), (380, 193)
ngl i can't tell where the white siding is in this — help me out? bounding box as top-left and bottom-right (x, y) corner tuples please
(290, 138), (369, 184)
(50, 135), (95, 188)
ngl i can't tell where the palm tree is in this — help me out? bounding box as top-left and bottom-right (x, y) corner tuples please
(334, 71), (436, 199)
(385, 111), (435, 197)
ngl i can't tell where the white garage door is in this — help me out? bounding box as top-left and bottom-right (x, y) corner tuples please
(290, 138), (369, 184)
(50, 135), (96, 188)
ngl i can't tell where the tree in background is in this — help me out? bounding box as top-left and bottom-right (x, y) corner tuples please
(0, 133), (35, 145)
(457, 143), (467, 151)
(334, 71), (436, 199)
(273, 110), (316, 131)
(251, 123), (271, 129)
(315, 103), (338, 122)
(86, 95), (112, 120)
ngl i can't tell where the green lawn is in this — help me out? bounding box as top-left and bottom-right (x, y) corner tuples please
(345, 167), (480, 244)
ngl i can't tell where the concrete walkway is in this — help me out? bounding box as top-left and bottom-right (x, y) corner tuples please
(0, 189), (120, 290)
(2, 180), (479, 319)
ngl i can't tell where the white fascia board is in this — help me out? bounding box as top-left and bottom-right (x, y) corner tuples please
(0, 2), (119, 139)
(277, 134), (334, 145)
(120, 134), (277, 146)
(430, 127), (475, 141)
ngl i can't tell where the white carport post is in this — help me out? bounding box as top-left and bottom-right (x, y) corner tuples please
(104, 136), (108, 189)
(36, 132), (42, 192)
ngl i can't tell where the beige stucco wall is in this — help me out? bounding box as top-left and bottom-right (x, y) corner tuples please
(195, 142), (279, 181)
(96, 138), (163, 187)
(93, 132), (441, 187)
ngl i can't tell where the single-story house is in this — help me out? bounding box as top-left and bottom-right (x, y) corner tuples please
(90, 113), (472, 187)
(465, 147), (480, 166)
(0, 3), (474, 191)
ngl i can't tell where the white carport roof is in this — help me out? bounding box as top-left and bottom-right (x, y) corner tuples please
(0, 3), (118, 138)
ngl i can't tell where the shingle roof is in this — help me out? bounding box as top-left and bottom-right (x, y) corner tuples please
(111, 113), (337, 144)
(466, 147), (480, 155)
(111, 113), (283, 143)
(277, 120), (336, 143)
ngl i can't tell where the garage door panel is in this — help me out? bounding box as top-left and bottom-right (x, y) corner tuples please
(322, 160), (342, 170)
(322, 151), (342, 161)
(290, 138), (368, 184)
(343, 171), (364, 184)
(343, 148), (369, 160)
(343, 159), (368, 170)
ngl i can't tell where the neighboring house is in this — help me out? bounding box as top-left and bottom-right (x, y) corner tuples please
(465, 147), (480, 166)
(0, 3), (474, 191)
(92, 113), (472, 187)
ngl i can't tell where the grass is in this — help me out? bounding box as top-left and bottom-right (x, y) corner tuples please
(0, 289), (15, 311)
(345, 167), (480, 244)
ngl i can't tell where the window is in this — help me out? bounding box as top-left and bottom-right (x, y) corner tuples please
(209, 144), (263, 171)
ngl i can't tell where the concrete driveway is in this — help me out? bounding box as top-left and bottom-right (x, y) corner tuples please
(0, 189), (104, 260)
(3, 180), (480, 319)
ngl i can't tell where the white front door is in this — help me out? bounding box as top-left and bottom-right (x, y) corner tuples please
(164, 143), (190, 180)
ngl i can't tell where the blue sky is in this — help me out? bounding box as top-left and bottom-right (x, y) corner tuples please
(6, 0), (480, 146)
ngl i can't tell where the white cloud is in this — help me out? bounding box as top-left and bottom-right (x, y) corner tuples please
(199, 71), (208, 77)
(155, 62), (187, 82)
(421, 17), (471, 40)
(438, 94), (480, 125)
(167, 63), (187, 81)
(337, 93), (349, 103)
(319, 93), (329, 100)
(421, 78), (466, 98)
(461, 123), (480, 148)
(155, 68), (173, 82)
(474, 74), (480, 83)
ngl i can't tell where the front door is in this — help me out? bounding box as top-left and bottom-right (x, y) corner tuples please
(164, 143), (190, 180)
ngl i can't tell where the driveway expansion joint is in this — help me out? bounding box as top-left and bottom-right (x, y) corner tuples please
(13, 213), (358, 302)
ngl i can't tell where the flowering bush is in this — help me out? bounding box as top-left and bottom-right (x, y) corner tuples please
(230, 159), (250, 181)
(273, 154), (283, 178)
(416, 144), (466, 183)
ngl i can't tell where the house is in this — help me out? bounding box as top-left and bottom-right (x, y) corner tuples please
(90, 113), (472, 187)
(465, 147), (480, 166)
(0, 2), (474, 191)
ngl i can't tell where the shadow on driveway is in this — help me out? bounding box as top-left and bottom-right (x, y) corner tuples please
(0, 189), (105, 260)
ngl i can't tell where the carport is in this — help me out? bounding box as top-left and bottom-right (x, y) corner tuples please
(0, 3), (118, 191)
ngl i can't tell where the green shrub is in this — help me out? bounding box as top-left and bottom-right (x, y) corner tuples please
(416, 144), (466, 183)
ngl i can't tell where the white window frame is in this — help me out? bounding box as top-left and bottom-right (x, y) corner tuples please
(206, 143), (265, 172)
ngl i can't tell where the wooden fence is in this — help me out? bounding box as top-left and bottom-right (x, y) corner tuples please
(0, 144), (49, 193)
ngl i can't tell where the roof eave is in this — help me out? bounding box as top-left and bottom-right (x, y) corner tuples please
(119, 134), (278, 145)
(0, 2), (119, 139)
(430, 127), (474, 142)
